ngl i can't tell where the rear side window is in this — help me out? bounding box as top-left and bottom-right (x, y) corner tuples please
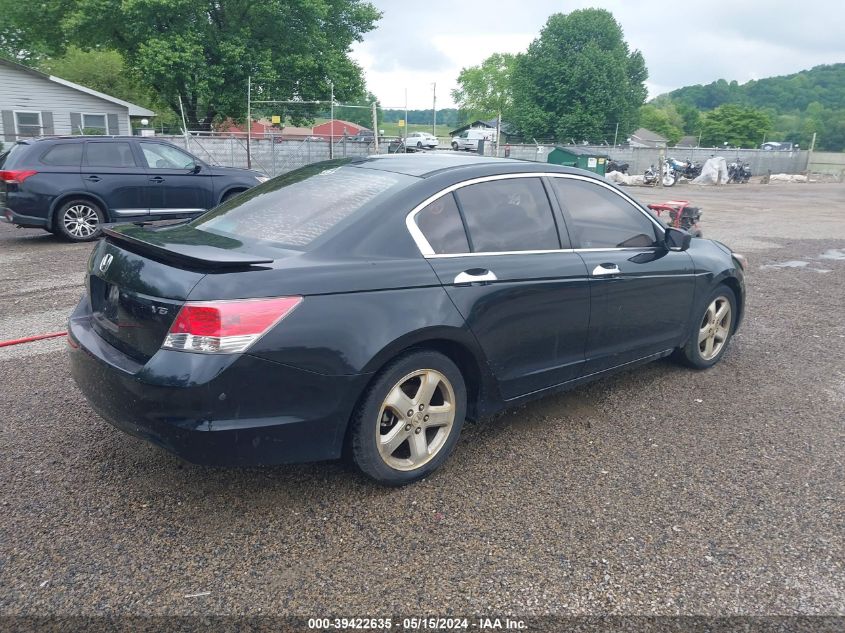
(415, 194), (469, 254)
(454, 178), (560, 252)
(0, 143), (28, 169)
(194, 161), (407, 249)
(41, 143), (83, 166)
(86, 142), (136, 167)
(550, 178), (657, 249)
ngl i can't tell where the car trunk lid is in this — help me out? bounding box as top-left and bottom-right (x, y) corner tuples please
(88, 224), (275, 362)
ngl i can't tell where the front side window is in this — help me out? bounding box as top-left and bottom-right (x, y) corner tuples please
(82, 114), (107, 135)
(551, 178), (658, 249)
(15, 112), (41, 137)
(454, 178), (560, 253)
(86, 141), (136, 167)
(415, 193), (469, 255)
(141, 143), (196, 169)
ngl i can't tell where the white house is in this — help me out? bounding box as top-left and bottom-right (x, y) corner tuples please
(0, 57), (154, 142)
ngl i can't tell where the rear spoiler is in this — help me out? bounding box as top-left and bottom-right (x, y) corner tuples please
(103, 227), (274, 269)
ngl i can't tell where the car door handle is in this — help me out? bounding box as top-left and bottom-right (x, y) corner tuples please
(149, 176), (165, 183)
(454, 269), (498, 285)
(84, 176), (101, 183)
(592, 263), (621, 277)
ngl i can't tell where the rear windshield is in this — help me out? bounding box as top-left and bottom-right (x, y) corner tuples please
(0, 143), (28, 169)
(192, 160), (409, 250)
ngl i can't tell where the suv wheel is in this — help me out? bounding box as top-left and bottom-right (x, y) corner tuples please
(349, 350), (466, 486)
(56, 199), (105, 242)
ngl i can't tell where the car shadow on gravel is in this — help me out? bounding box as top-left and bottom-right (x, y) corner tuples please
(77, 355), (696, 505)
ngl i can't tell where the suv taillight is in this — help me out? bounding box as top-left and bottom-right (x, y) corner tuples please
(0, 170), (38, 184)
(163, 297), (302, 354)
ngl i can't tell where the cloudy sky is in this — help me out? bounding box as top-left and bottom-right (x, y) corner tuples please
(350, 0), (845, 109)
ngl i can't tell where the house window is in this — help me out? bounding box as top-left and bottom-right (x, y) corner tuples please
(82, 113), (108, 135)
(15, 112), (42, 137)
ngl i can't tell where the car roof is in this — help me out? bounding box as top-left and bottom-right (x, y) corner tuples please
(14, 136), (175, 145)
(347, 153), (587, 179)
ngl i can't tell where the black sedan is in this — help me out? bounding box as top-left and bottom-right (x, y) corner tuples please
(68, 154), (746, 485)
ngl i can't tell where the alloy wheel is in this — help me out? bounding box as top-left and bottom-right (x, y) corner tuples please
(376, 369), (456, 471)
(698, 296), (731, 360)
(63, 204), (99, 238)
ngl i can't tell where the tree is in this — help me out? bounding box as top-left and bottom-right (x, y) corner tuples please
(1, 0), (380, 130)
(510, 9), (647, 142)
(37, 47), (179, 126)
(699, 104), (772, 148)
(451, 53), (516, 123)
(676, 102), (703, 136)
(638, 104), (683, 145)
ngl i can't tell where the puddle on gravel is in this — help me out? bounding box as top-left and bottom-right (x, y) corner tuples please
(820, 249), (845, 261)
(760, 260), (809, 269)
(761, 251), (842, 272)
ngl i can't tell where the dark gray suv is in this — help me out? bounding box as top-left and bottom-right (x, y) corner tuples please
(0, 137), (266, 241)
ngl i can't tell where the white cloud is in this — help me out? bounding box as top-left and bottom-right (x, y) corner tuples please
(351, 0), (845, 109)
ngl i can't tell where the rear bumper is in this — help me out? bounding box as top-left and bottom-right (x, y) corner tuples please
(67, 297), (369, 466)
(1, 207), (48, 228)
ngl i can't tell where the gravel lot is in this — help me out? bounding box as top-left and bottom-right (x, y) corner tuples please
(0, 182), (843, 626)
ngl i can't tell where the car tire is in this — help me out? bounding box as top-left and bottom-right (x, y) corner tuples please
(55, 199), (105, 242)
(349, 350), (467, 486)
(221, 189), (244, 203)
(676, 284), (737, 369)
(451, 141), (459, 150)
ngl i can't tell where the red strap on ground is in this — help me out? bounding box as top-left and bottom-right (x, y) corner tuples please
(0, 331), (68, 348)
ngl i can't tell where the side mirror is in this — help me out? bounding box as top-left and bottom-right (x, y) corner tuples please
(665, 227), (692, 251)
(190, 163), (202, 174)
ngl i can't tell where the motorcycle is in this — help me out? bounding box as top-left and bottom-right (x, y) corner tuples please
(727, 160), (752, 183)
(643, 160), (678, 187)
(607, 159), (629, 174)
(668, 157), (702, 181)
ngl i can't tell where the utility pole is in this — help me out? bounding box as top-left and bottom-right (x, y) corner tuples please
(372, 101), (379, 154)
(432, 82), (437, 136)
(404, 87), (408, 153)
(329, 80), (334, 160)
(246, 76), (252, 169)
(613, 122), (619, 148)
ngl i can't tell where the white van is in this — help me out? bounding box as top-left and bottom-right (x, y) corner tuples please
(451, 128), (495, 151)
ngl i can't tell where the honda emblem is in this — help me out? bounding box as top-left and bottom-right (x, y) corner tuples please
(99, 253), (114, 274)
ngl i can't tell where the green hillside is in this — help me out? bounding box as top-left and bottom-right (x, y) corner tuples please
(660, 63), (845, 113)
(653, 63), (845, 150)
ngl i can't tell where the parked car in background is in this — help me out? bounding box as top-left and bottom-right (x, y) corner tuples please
(761, 141), (796, 151)
(406, 132), (438, 149)
(68, 154), (746, 486)
(0, 137), (267, 241)
(350, 130), (375, 143)
(451, 128), (494, 151)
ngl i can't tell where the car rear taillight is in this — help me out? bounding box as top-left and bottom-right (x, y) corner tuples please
(163, 297), (302, 354)
(0, 170), (38, 184)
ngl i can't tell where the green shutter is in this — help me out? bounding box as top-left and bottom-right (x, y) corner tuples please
(41, 111), (54, 136)
(70, 112), (82, 134)
(2, 110), (15, 141)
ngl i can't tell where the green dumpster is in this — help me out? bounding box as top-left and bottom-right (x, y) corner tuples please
(547, 146), (609, 175)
